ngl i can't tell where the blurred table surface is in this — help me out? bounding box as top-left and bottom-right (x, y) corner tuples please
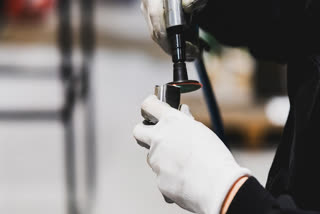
(183, 95), (283, 147)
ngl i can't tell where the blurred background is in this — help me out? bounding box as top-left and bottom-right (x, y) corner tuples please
(0, 0), (289, 214)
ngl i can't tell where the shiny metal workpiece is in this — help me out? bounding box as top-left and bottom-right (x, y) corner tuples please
(155, 84), (181, 109)
(138, 84), (181, 151)
(142, 84), (181, 125)
(164, 0), (185, 28)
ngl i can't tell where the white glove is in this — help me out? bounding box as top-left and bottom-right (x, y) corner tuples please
(134, 95), (251, 214)
(140, 0), (207, 60)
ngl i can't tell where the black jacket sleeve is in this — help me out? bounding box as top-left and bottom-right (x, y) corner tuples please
(227, 177), (320, 214)
(195, 0), (320, 62)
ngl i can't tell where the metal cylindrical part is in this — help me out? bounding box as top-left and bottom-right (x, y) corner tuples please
(169, 32), (186, 63)
(155, 84), (181, 109)
(141, 85), (180, 125)
(164, 0), (185, 28)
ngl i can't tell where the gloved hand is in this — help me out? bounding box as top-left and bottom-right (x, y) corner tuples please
(134, 95), (251, 214)
(140, 0), (207, 61)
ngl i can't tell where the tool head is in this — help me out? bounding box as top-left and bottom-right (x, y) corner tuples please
(164, 0), (202, 94)
(170, 61), (202, 93)
(168, 80), (202, 93)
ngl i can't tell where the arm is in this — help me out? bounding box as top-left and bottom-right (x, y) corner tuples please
(221, 176), (248, 214)
(196, 0), (320, 61)
(133, 96), (320, 214)
(223, 177), (320, 214)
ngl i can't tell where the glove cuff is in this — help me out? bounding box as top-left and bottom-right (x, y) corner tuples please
(208, 166), (251, 214)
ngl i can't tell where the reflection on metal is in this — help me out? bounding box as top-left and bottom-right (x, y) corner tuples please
(155, 84), (181, 109)
(164, 0), (185, 28)
(142, 84), (181, 125)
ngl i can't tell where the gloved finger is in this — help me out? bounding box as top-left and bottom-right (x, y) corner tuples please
(163, 195), (174, 204)
(140, 1), (146, 14)
(133, 122), (155, 149)
(143, 0), (165, 40)
(140, 2), (154, 38)
(156, 177), (175, 204)
(141, 95), (179, 121)
(179, 104), (194, 119)
(148, 6), (170, 54)
(149, 10), (164, 41)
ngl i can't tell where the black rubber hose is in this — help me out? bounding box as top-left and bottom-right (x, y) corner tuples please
(195, 56), (227, 147)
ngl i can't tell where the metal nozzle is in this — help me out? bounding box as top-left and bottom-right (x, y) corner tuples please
(164, 0), (185, 28)
(164, 0), (202, 94)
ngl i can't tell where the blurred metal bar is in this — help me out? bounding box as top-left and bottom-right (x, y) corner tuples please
(0, 110), (59, 121)
(61, 77), (78, 214)
(62, 114), (78, 214)
(0, 65), (58, 79)
(57, 0), (78, 214)
(80, 0), (95, 56)
(81, 60), (96, 214)
(80, 0), (97, 213)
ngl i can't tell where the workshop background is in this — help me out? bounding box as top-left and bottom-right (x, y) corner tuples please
(0, 0), (289, 214)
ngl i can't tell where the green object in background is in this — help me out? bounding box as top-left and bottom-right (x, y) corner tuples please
(200, 31), (223, 56)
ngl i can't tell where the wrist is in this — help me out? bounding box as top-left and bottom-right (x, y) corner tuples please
(220, 176), (249, 214)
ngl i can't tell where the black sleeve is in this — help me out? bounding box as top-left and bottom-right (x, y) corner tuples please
(227, 177), (320, 214)
(195, 0), (320, 62)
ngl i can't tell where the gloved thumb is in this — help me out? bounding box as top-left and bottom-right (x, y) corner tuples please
(141, 95), (178, 121)
(133, 122), (155, 149)
(179, 104), (194, 119)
